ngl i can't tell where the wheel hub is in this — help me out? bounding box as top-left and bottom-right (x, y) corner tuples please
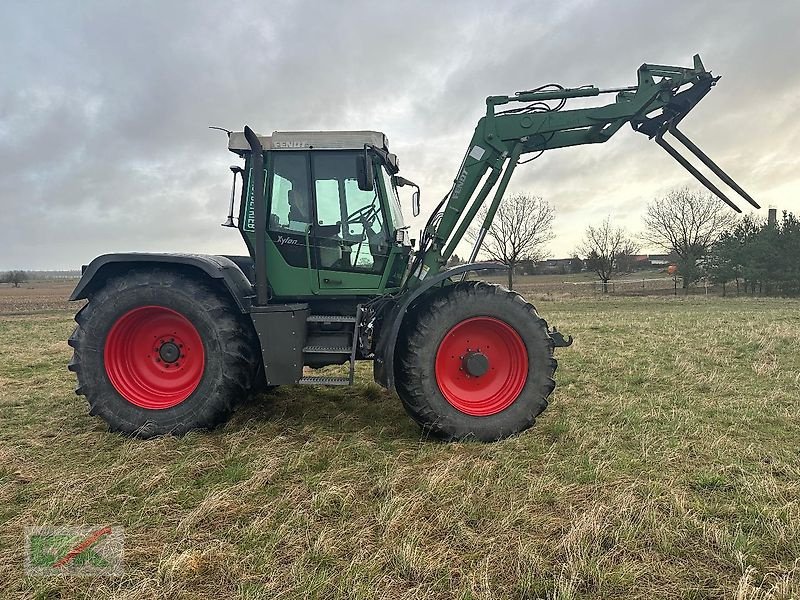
(158, 341), (181, 364)
(462, 351), (489, 377)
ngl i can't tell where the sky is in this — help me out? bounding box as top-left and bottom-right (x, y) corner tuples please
(1, 0), (799, 270)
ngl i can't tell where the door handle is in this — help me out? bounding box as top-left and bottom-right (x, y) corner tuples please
(323, 278), (342, 285)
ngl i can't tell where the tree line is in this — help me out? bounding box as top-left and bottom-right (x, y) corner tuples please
(580, 188), (799, 295)
(706, 211), (800, 296)
(470, 187), (797, 295)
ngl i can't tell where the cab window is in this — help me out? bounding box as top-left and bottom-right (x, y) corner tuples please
(266, 151), (311, 268)
(311, 152), (388, 273)
(269, 152), (311, 233)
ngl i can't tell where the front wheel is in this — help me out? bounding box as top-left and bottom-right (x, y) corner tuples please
(68, 269), (258, 438)
(395, 281), (556, 441)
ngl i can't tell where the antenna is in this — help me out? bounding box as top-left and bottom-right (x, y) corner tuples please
(209, 126), (233, 137)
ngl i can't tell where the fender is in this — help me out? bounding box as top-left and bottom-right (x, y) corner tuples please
(373, 262), (506, 390)
(69, 253), (256, 313)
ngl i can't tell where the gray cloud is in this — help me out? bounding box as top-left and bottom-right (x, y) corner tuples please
(1, 0), (798, 269)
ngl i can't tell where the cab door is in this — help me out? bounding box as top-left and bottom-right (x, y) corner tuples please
(261, 151), (317, 297)
(310, 152), (389, 293)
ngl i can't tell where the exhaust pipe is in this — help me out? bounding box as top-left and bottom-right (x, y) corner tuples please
(243, 126), (269, 306)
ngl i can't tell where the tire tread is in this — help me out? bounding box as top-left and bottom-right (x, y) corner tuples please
(68, 268), (259, 437)
(395, 281), (557, 441)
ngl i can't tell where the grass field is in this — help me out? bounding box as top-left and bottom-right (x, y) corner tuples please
(0, 280), (798, 599)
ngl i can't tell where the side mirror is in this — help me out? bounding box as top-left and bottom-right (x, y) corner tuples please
(393, 175), (421, 217)
(356, 148), (374, 191)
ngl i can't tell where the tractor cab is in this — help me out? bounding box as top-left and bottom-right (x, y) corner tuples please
(228, 130), (413, 299)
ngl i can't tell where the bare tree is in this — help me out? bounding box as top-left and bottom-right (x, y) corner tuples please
(578, 217), (636, 292)
(467, 194), (554, 289)
(643, 187), (737, 290)
(2, 270), (27, 288)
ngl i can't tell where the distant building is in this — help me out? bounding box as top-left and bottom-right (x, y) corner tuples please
(646, 254), (673, 267)
(512, 254), (676, 276)
(531, 258), (578, 275)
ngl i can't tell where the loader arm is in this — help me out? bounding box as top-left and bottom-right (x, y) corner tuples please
(407, 54), (758, 288)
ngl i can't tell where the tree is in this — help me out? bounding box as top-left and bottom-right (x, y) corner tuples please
(578, 217), (636, 292)
(569, 256), (584, 274)
(643, 187), (737, 291)
(729, 215), (760, 294)
(2, 270), (27, 288)
(705, 232), (739, 296)
(446, 254), (464, 268)
(466, 193), (554, 289)
(614, 239), (641, 273)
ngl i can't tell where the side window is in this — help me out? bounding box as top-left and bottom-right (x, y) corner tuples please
(267, 152), (310, 268)
(269, 153), (310, 233)
(311, 153), (388, 273)
(314, 179), (342, 226)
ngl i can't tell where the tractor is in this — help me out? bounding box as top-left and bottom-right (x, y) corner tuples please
(68, 55), (757, 441)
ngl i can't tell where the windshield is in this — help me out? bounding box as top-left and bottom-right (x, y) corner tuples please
(381, 166), (405, 231)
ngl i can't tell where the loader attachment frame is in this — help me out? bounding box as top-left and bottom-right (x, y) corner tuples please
(631, 68), (759, 213)
(407, 54), (759, 289)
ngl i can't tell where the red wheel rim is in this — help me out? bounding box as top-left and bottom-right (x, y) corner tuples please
(434, 317), (528, 416)
(104, 306), (205, 409)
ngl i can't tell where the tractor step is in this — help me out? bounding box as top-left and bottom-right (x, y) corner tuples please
(301, 306), (363, 386)
(298, 376), (351, 386)
(306, 314), (357, 323)
(303, 345), (351, 354)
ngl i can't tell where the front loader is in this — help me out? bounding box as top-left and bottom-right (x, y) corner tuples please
(68, 55), (758, 441)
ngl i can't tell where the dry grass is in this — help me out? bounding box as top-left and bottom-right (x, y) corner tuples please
(0, 282), (799, 599)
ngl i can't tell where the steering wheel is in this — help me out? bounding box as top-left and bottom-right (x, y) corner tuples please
(345, 203), (378, 228)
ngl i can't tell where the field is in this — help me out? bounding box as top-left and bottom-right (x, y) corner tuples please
(0, 279), (798, 599)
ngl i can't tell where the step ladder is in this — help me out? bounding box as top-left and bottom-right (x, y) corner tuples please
(298, 306), (362, 386)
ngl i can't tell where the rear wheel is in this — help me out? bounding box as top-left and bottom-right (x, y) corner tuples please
(395, 281), (556, 441)
(68, 269), (258, 437)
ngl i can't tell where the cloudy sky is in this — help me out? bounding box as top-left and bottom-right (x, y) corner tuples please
(1, 0), (798, 270)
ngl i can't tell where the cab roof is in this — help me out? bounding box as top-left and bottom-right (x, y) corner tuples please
(228, 130), (389, 155)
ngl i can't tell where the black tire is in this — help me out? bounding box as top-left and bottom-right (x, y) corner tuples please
(395, 281), (556, 441)
(68, 269), (258, 438)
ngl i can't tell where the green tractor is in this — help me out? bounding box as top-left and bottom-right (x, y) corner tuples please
(68, 55), (756, 441)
